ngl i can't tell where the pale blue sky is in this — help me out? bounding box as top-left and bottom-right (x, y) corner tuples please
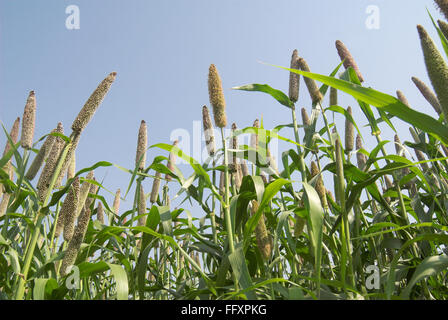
(0, 0), (444, 214)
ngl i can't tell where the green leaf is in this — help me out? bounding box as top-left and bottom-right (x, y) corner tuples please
(269, 64), (448, 145)
(228, 246), (256, 300)
(302, 182), (324, 292)
(401, 255), (448, 299)
(232, 84), (294, 108)
(106, 263), (129, 300)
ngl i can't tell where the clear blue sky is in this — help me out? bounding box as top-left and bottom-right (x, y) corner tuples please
(0, 0), (444, 214)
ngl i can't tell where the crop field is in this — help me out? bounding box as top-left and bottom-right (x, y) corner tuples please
(1, 0), (448, 300)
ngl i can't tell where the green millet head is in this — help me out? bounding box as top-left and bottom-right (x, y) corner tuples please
(417, 24), (448, 120)
(166, 140), (179, 181)
(345, 106), (354, 153)
(77, 171), (94, 218)
(356, 134), (367, 170)
(411, 76), (442, 114)
(67, 153), (76, 180)
(311, 161), (327, 209)
(435, 0), (448, 21)
(55, 132), (80, 187)
(113, 188), (121, 216)
(3, 117), (20, 157)
(438, 19), (448, 40)
(36, 135), (63, 202)
(60, 208), (92, 276)
(330, 87), (338, 106)
(250, 200), (272, 261)
(138, 185), (147, 227)
(396, 90), (410, 107)
(394, 134), (403, 156)
(240, 160), (249, 177)
(96, 201), (104, 224)
(414, 149), (430, 172)
(21, 91), (36, 149)
(62, 177), (80, 242)
(335, 40), (364, 82)
(250, 119), (259, 150)
(229, 123), (238, 173)
(150, 170), (161, 203)
(202, 106), (216, 156)
(288, 49), (300, 103)
(136, 120), (147, 171)
(208, 64), (227, 128)
(71, 72), (117, 133)
(26, 124), (62, 181)
(301, 107), (310, 127)
(297, 58), (323, 104)
(2, 117), (20, 186)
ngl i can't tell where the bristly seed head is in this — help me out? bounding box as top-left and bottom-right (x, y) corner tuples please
(208, 64), (227, 128)
(166, 140), (179, 181)
(62, 177), (80, 241)
(417, 24), (448, 120)
(150, 170), (162, 203)
(435, 0), (448, 22)
(288, 49), (300, 103)
(202, 106), (216, 156)
(301, 107), (310, 127)
(396, 90), (410, 107)
(138, 185), (147, 227)
(72, 72), (117, 133)
(21, 91), (36, 149)
(330, 87), (338, 106)
(356, 134), (367, 170)
(297, 57), (323, 104)
(136, 120), (147, 170)
(113, 188), (121, 216)
(335, 40), (364, 82)
(96, 201), (104, 224)
(311, 161), (328, 209)
(411, 76), (442, 114)
(26, 124), (62, 181)
(345, 106), (354, 153)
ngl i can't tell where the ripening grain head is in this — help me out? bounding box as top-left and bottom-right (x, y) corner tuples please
(417, 24), (448, 119)
(435, 0), (448, 21)
(310, 161), (327, 209)
(136, 120), (147, 170)
(166, 140), (179, 181)
(396, 90), (410, 107)
(202, 106), (216, 156)
(208, 64), (227, 128)
(62, 177), (80, 242)
(330, 87), (338, 106)
(72, 72), (117, 133)
(150, 171), (162, 203)
(345, 106), (354, 153)
(411, 76), (442, 114)
(26, 124), (62, 181)
(96, 201), (104, 224)
(301, 108), (310, 127)
(297, 57), (323, 104)
(138, 185), (147, 227)
(113, 188), (121, 216)
(288, 49), (300, 103)
(21, 91), (36, 149)
(2, 117), (20, 157)
(335, 40), (364, 82)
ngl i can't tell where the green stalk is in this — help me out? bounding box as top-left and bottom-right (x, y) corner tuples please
(291, 105), (306, 182)
(14, 140), (71, 300)
(210, 157), (218, 244)
(220, 128), (235, 255)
